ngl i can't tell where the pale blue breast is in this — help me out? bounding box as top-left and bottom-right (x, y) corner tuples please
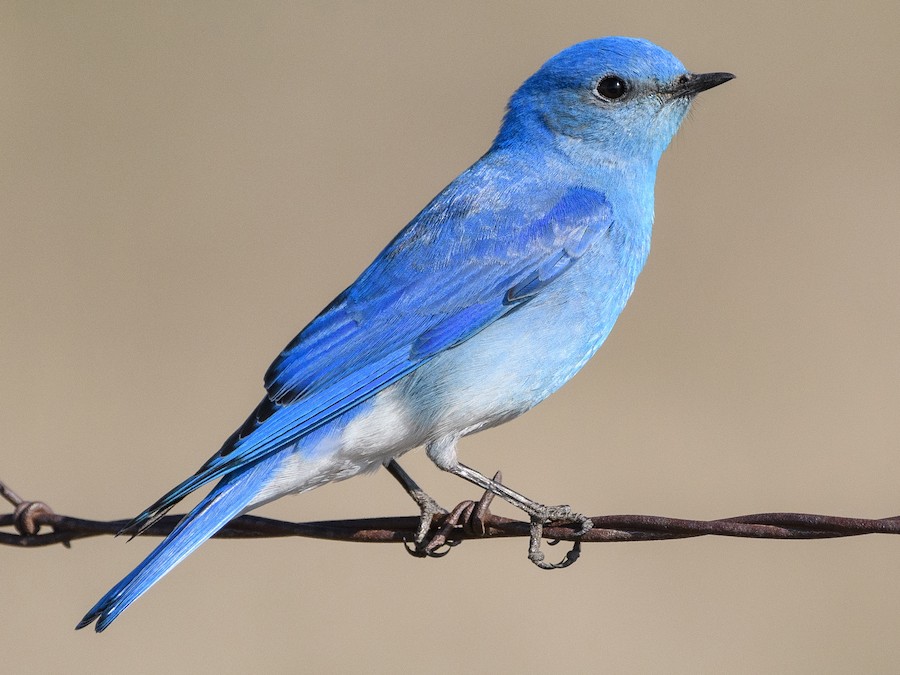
(399, 206), (652, 440)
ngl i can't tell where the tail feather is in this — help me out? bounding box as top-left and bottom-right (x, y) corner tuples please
(77, 452), (282, 632)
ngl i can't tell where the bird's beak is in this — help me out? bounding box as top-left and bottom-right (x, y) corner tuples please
(670, 72), (735, 98)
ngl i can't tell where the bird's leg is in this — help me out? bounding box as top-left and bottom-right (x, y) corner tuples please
(384, 459), (447, 549)
(444, 462), (592, 570)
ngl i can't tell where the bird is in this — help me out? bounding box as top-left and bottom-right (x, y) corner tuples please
(77, 36), (733, 632)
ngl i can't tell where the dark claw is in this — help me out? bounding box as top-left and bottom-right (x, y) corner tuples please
(402, 536), (460, 558)
(529, 539), (582, 569)
(402, 537), (428, 558)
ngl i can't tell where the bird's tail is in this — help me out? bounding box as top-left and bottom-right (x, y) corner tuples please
(76, 452), (283, 632)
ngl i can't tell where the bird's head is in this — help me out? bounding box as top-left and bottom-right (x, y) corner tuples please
(494, 37), (733, 167)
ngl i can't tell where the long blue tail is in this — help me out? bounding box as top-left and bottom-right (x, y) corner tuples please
(76, 452), (282, 632)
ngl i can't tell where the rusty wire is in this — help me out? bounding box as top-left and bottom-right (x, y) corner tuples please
(3, 477), (900, 550)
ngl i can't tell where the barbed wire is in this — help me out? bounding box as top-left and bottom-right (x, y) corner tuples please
(4, 477), (900, 553)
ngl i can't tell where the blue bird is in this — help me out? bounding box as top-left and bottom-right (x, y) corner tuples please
(77, 36), (732, 631)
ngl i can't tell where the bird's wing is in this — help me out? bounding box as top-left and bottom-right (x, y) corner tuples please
(126, 185), (611, 531)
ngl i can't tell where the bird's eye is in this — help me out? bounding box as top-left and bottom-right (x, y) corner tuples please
(595, 76), (628, 101)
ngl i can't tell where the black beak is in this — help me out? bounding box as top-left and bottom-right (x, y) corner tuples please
(670, 71), (735, 98)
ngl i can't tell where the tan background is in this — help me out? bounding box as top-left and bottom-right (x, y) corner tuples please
(3, 1), (900, 673)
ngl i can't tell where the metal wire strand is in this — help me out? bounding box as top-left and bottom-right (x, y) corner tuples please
(3, 476), (899, 549)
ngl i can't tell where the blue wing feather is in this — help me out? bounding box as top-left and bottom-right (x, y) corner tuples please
(125, 178), (612, 533)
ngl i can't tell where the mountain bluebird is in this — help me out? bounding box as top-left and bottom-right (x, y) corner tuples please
(78, 36), (732, 631)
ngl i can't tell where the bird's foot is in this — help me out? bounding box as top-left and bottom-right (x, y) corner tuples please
(401, 488), (450, 557)
(527, 505), (592, 570)
(403, 471), (501, 559)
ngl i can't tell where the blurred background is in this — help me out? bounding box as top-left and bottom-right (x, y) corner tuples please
(2, 1), (899, 672)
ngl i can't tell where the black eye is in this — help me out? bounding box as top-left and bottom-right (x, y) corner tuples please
(595, 76), (628, 101)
